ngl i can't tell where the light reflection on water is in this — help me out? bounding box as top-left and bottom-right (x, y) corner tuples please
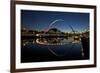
(21, 37), (83, 62)
(23, 37), (80, 46)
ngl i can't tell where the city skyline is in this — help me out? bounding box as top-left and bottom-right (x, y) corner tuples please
(21, 10), (89, 33)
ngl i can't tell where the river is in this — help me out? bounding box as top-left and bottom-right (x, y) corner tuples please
(21, 37), (84, 63)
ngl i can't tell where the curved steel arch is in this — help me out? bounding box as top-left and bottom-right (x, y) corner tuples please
(44, 19), (75, 35)
(42, 19), (78, 57)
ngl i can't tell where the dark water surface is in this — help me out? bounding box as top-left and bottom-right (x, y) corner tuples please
(21, 38), (84, 63)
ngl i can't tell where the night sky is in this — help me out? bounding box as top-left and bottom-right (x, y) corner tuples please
(21, 10), (89, 32)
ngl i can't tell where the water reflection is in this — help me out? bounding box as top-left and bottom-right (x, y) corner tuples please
(22, 37), (83, 59)
(35, 37), (80, 45)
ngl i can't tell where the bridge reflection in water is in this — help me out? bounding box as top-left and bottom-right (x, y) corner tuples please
(21, 19), (89, 63)
(21, 36), (87, 63)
